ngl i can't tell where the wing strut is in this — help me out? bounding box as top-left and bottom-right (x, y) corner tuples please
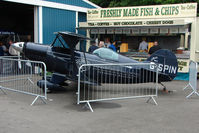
(80, 40), (88, 64)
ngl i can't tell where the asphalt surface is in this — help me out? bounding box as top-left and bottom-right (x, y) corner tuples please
(0, 80), (199, 133)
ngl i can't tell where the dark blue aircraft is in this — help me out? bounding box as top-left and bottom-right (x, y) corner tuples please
(12, 31), (178, 91)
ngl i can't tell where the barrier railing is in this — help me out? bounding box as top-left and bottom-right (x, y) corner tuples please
(183, 60), (199, 98)
(0, 56), (47, 105)
(77, 63), (158, 112)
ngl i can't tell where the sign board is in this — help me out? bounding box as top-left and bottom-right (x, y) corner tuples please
(140, 28), (149, 34)
(84, 19), (184, 28)
(107, 29), (114, 34)
(170, 27), (179, 33)
(160, 28), (169, 33)
(0, 31), (15, 35)
(99, 29), (106, 34)
(178, 59), (189, 73)
(91, 29), (98, 34)
(150, 28), (159, 34)
(132, 28), (140, 34)
(87, 3), (197, 21)
(123, 29), (131, 34)
(115, 29), (123, 34)
(179, 27), (188, 33)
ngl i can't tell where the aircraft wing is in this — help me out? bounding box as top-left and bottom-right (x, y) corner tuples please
(56, 31), (92, 49)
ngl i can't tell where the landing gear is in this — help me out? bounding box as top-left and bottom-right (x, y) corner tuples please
(159, 82), (173, 93)
(37, 79), (68, 93)
(37, 73), (69, 93)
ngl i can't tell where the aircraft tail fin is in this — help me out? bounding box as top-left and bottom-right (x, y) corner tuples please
(146, 49), (178, 81)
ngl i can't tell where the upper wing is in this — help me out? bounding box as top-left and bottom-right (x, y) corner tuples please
(57, 31), (91, 50)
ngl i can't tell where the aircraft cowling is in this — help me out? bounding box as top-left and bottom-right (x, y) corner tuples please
(23, 42), (49, 61)
(22, 42), (73, 76)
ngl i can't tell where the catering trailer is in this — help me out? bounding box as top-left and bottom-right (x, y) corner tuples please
(78, 3), (199, 79)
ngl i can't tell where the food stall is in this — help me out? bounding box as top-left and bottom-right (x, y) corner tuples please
(78, 3), (199, 79)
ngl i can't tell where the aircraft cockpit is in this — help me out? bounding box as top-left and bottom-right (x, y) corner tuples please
(93, 48), (119, 61)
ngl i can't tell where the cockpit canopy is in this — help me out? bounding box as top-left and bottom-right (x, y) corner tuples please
(93, 48), (119, 61)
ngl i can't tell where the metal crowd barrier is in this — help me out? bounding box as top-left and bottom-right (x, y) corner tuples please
(183, 60), (199, 98)
(0, 56), (47, 105)
(77, 63), (158, 112)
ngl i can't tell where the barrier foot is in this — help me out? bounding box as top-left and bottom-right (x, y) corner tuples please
(0, 88), (6, 95)
(183, 84), (190, 90)
(83, 101), (94, 112)
(186, 90), (199, 99)
(31, 96), (39, 106)
(31, 96), (47, 106)
(27, 77), (34, 85)
(40, 97), (47, 104)
(24, 78), (34, 85)
(146, 96), (158, 105)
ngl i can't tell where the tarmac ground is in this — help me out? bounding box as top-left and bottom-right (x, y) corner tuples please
(0, 80), (199, 133)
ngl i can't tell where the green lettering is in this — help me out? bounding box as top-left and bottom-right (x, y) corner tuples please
(123, 9), (128, 17)
(128, 9), (132, 16)
(140, 8), (144, 16)
(175, 6), (179, 15)
(100, 10), (104, 18)
(118, 9), (122, 17)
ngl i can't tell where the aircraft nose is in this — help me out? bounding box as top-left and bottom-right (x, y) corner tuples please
(12, 42), (24, 53)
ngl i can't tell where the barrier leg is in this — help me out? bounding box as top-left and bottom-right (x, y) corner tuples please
(39, 97), (47, 104)
(87, 102), (94, 112)
(24, 77), (34, 85)
(82, 101), (94, 112)
(183, 84), (190, 90)
(31, 96), (46, 106)
(27, 77), (34, 85)
(0, 87), (6, 95)
(186, 91), (195, 99)
(186, 89), (199, 99)
(146, 96), (158, 105)
(31, 95), (39, 106)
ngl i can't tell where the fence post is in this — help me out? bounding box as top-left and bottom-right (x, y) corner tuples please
(183, 60), (199, 98)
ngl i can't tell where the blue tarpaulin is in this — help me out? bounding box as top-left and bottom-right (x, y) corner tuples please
(174, 72), (189, 81)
